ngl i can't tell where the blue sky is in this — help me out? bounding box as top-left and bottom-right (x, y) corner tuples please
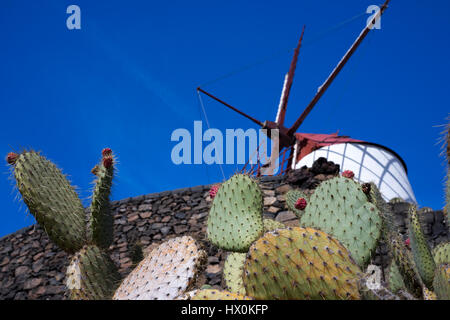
(0, 0), (449, 237)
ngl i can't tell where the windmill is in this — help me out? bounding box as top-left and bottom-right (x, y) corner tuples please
(197, 0), (416, 203)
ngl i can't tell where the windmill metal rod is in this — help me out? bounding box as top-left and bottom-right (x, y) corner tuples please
(288, 0), (390, 136)
(278, 25), (306, 127)
(197, 87), (265, 127)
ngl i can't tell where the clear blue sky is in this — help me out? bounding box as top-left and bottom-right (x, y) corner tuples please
(1, 0), (449, 237)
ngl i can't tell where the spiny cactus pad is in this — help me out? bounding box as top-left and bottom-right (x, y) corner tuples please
(263, 218), (285, 232)
(223, 252), (247, 295)
(433, 263), (450, 300)
(88, 151), (115, 249)
(390, 235), (423, 298)
(113, 236), (206, 300)
(300, 176), (382, 267)
(285, 189), (309, 218)
(10, 151), (86, 253)
(422, 287), (438, 300)
(185, 289), (252, 300)
(207, 174), (264, 252)
(66, 245), (120, 300)
(387, 261), (406, 293)
(408, 205), (436, 288)
(243, 227), (362, 300)
(433, 242), (450, 265)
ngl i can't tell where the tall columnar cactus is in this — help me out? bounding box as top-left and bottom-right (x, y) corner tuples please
(408, 205), (436, 288)
(7, 151), (87, 253)
(285, 189), (309, 218)
(113, 236), (207, 300)
(243, 227), (362, 300)
(300, 176), (382, 268)
(207, 174), (264, 253)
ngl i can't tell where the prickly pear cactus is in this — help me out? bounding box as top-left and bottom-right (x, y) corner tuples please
(7, 151), (87, 253)
(263, 218), (285, 232)
(113, 236), (207, 300)
(207, 174), (264, 252)
(408, 205), (436, 288)
(88, 148), (115, 249)
(300, 176), (382, 268)
(433, 263), (450, 300)
(433, 242), (450, 265)
(243, 227), (362, 300)
(390, 235), (423, 298)
(285, 189), (309, 218)
(422, 287), (438, 300)
(184, 289), (252, 300)
(387, 261), (406, 293)
(66, 245), (121, 300)
(223, 252), (247, 295)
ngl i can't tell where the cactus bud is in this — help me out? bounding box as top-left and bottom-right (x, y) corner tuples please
(209, 185), (220, 199)
(102, 148), (112, 157)
(6, 152), (18, 165)
(103, 156), (113, 169)
(342, 170), (355, 179)
(295, 197), (307, 210)
(405, 238), (410, 247)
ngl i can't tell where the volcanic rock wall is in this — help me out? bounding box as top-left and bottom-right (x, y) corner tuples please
(0, 159), (448, 300)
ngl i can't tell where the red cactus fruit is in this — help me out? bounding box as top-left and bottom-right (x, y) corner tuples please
(405, 238), (410, 247)
(209, 185), (220, 199)
(342, 170), (355, 179)
(103, 156), (113, 169)
(295, 197), (307, 210)
(6, 152), (18, 165)
(102, 148), (113, 157)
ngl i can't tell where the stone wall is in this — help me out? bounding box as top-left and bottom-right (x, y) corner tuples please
(0, 159), (448, 300)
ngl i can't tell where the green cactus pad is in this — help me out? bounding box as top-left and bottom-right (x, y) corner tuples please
(433, 263), (450, 300)
(66, 245), (120, 300)
(113, 236), (207, 300)
(88, 155), (115, 249)
(300, 176), (382, 268)
(186, 289), (252, 300)
(223, 252), (247, 295)
(11, 151), (87, 253)
(243, 227), (362, 300)
(207, 174), (264, 252)
(408, 205), (436, 288)
(386, 261), (406, 293)
(390, 234), (423, 298)
(433, 242), (450, 265)
(285, 189), (309, 218)
(263, 218), (285, 232)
